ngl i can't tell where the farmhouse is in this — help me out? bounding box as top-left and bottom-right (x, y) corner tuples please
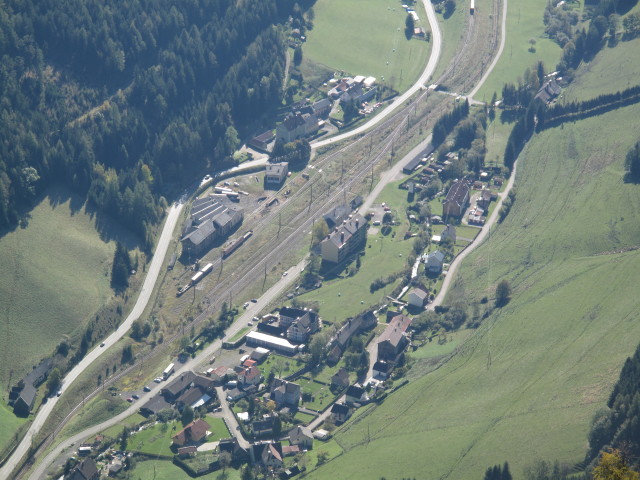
(345, 385), (368, 405)
(253, 416), (276, 437)
(326, 310), (377, 364)
(248, 130), (275, 152)
(139, 394), (171, 416)
(443, 180), (470, 218)
(65, 457), (99, 480)
(408, 288), (428, 308)
(330, 403), (351, 423)
(265, 162), (289, 185)
(270, 378), (301, 408)
(377, 314), (412, 361)
(172, 418), (210, 446)
(311, 98), (332, 118)
(288, 425), (313, 450)
(535, 76), (561, 104)
(181, 196), (244, 258)
(12, 384), (36, 417)
(10, 358), (53, 416)
(331, 368), (350, 389)
(424, 250), (445, 274)
(320, 213), (368, 264)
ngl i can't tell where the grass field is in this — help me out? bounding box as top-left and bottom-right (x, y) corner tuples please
(204, 416), (232, 441)
(303, 0), (431, 93)
(0, 186), (124, 386)
(474, 0), (562, 101)
(304, 85), (640, 479)
(130, 420), (179, 457)
(0, 402), (28, 459)
(127, 459), (242, 480)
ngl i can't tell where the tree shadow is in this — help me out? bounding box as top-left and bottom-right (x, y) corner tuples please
(623, 172), (640, 184)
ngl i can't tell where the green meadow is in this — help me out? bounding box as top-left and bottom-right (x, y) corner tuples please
(303, 0), (431, 93)
(474, 0), (563, 101)
(305, 92), (640, 479)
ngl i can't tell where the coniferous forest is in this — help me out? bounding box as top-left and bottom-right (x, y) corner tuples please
(0, 0), (309, 245)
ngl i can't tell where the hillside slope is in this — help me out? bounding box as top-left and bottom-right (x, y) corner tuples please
(306, 48), (640, 479)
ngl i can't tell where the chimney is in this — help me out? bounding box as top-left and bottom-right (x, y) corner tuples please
(341, 232), (345, 243)
(355, 220), (359, 229)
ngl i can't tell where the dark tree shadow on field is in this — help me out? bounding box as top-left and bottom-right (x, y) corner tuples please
(623, 172), (640, 184)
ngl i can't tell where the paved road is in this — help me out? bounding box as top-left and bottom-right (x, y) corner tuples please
(429, 160), (518, 309)
(0, 201), (185, 479)
(467, 0), (508, 100)
(215, 387), (250, 450)
(29, 258), (305, 479)
(313, 0), (442, 150)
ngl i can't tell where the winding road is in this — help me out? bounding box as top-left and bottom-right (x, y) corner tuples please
(0, 203), (185, 479)
(13, 0), (518, 474)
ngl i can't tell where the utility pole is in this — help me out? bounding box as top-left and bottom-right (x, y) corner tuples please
(308, 184), (313, 212)
(277, 212), (282, 238)
(310, 218), (315, 249)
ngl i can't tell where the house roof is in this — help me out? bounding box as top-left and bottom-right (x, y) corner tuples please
(253, 416), (275, 433)
(265, 442), (283, 463)
(176, 386), (209, 407)
(266, 162), (288, 176)
(163, 371), (197, 397)
(325, 213), (367, 249)
(346, 385), (365, 398)
(66, 457), (98, 480)
(140, 394), (171, 415)
(444, 180), (469, 207)
(172, 418), (210, 445)
(373, 361), (391, 373)
(331, 368), (350, 385)
(426, 250), (445, 265)
(289, 425), (313, 444)
(272, 379), (301, 397)
(241, 365), (261, 381)
(331, 403), (350, 415)
(409, 288), (428, 300)
(378, 315), (412, 348)
(312, 98), (332, 112)
(252, 130), (275, 143)
(323, 204), (351, 229)
(282, 444), (300, 456)
(24, 358), (53, 387)
(16, 383), (37, 410)
(182, 219), (217, 247)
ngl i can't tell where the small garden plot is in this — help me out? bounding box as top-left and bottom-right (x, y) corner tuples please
(262, 354), (302, 379)
(130, 421), (179, 457)
(299, 377), (334, 411)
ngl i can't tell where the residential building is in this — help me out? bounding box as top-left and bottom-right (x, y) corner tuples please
(330, 403), (351, 423)
(440, 224), (457, 244)
(176, 386), (212, 410)
(253, 416), (275, 437)
(408, 288), (428, 308)
(271, 379), (301, 408)
(372, 360), (392, 379)
(276, 111), (319, 142)
(10, 358), (53, 415)
(262, 442), (284, 467)
(265, 162), (289, 185)
(425, 250), (445, 274)
(377, 315), (412, 361)
(65, 458), (99, 480)
(288, 425), (313, 450)
(12, 383), (36, 417)
(345, 385), (368, 405)
(326, 311), (377, 364)
(442, 180), (470, 218)
(477, 190), (494, 209)
(320, 213), (368, 264)
(172, 418), (210, 446)
(139, 394), (172, 416)
(239, 365), (263, 386)
(330, 368), (350, 389)
(311, 98), (332, 118)
(249, 130), (275, 152)
(323, 204), (351, 229)
(535, 76), (561, 104)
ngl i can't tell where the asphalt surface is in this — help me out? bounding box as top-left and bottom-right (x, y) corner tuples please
(0, 201), (185, 479)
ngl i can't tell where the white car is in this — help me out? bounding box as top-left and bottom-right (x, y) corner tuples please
(153, 377), (163, 383)
(282, 271), (288, 276)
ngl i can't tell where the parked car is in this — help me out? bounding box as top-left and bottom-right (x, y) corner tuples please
(126, 398), (133, 402)
(132, 394), (140, 400)
(143, 386), (151, 392)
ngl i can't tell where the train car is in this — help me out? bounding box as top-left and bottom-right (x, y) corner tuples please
(200, 263), (214, 275)
(222, 230), (253, 258)
(190, 271), (204, 285)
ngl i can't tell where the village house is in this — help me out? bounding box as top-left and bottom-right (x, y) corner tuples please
(259, 442), (284, 468)
(372, 360), (392, 380)
(442, 180), (470, 218)
(311, 98), (332, 118)
(345, 385), (369, 405)
(139, 394), (172, 417)
(270, 378), (301, 408)
(288, 425), (314, 450)
(10, 358), (53, 416)
(326, 310), (377, 365)
(408, 288), (429, 308)
(65, 457), (99, 480)
(477, 189), (494, 210)
(330, 368), (350, 389)
(276, 111), (319, 143)
(277, 306), (322, 344)
(265, 162), (289, 185)
(330, 403), (351, 424)
(535, 76), (561, 104)
(425, 250), (445, 274)
(253, 416), (276, 437)
(172, 418), (210, 446)
(440, 224), (457, 244)
(248, 130), (275, 152)
(238, 365), (263, 386)
(320, 213), (368, 264)
(377, 314), (413, 361)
